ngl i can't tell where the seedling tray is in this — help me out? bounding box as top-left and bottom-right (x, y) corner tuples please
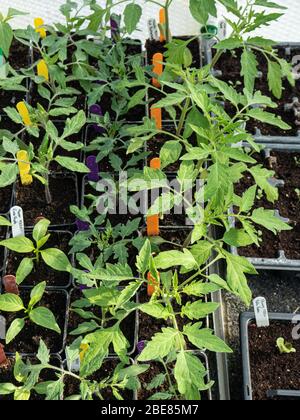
(230, 143), (300, 271)
(240, 312), (300, 401)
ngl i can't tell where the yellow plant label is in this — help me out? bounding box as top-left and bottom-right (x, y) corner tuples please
(79, 343), (89, 362)
(37, 60), (49, 81)
(34, 17), (47, 38)
(17, 150), (33, 186)
(16, 102), (32, 127)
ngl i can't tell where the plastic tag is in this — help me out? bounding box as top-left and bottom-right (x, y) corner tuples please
(86, 156), (100, 182)
(37, 59), (49, 81)
(159, 8), (166, 42)
(34, 17), (47, 38)
(148, 19), (159, 41)
(17, 150), (33, 185)
(152, 53), (163, 88)
(10, 206), (25, 237)
(3, 275), (19, 295)
(147, 272), (160, 296)
(17, 102), (32, 127)
(150, 107), (162, 130)
(0, 318), (6, 340)
(253, 297), (270, 328)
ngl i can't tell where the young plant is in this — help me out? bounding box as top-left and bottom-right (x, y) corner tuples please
(0, 218), (72, 285)
(0, 339), (148, 401)
(276, 337), (296, 354)
(0, 282), (61, 344)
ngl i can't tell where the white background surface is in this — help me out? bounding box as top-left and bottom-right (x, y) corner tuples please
(0, 0), (299, 42)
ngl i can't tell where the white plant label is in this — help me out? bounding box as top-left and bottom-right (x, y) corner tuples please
(253, 297), (270, 328)
(218, 20), (227, 40)
(148, 19), (159, 41)
(0, 316), (6, 340)
(70, 358), (80, 373)
(10, 206), (25, 238)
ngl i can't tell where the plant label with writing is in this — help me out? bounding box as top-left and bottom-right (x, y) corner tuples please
(148, 19), (159, 41)
(253, 297), (270, 328)
(10, 206), (25, 238)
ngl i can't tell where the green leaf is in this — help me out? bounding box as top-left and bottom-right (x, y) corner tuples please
(174, 351), (210, 400)
(181, 301), (219, 320)
(0, 21), (13, 57)
(0, 237), (35, 253)
(6, 318), (25, 344)
(136, 239), (151, 276)
(138, 328), (184, 362)
(189, 0), (217, 24)
(0, 216), (11, 226)
(268, 60), (282, 98)
(124, 3), (142, 34)
(29, 307), (61, 334)
(184, 323), (232, 353)
(41, 248), (72, 272)
(37, 340), (50, 364)
(160, 141), (182, 169)
(248, 165), (278, 203)
(62, 110), (86, 138)
(223, 228), (253, 247)
(213, 37), (242, 50)
(0, 383), (17, 396)
(154, 93), (186, 108)
(183, 281), (222, 296)
(0, 163), (18, 188)
(251, 208), (292, 234)
(241, 49), (258, 94)
(55, 156), (89, 173)
(29, 282), (46, 308)
(154, 249), (198, 271)
(247, 108), (291, 130)
(0, 294), (24, 312)
(16, 257), (34, 285)
(240, 185), (257, 213)
(139, 303), (171, 320)
(32, 219), (50, 245)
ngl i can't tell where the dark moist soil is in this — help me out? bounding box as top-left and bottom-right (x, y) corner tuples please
(0, 356), (62, 401)
(15, 176), (78, 227)
(249, 321), (300, 401)
(214, 47), (300, 137)
(0, 184), (13, 213)
(137, 356), (209, 401)
(1, 290), (67, 354)
(5, 231), (72, 288)
(9, 39), (31, 70)
(63, 359), (133, 400)
(148, 228), (191, 252)
(67, 288), (136, 353)
(0, 227), (7, 268)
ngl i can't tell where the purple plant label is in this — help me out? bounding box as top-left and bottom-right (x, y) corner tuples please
(137, 341), (146, 354)
(76, 219), (90, 231)
(110, 16), (119, 41)
(86, 155), (100, 182)
(91, 124), (105, 134)
(90, 104), (103, 116)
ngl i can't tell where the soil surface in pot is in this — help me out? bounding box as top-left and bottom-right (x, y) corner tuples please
(249, 321), (300, 401)
(1, 289), (67, 354)
(9, 39), (31, 70)
(0, 227), (7, 268)
(67, 288), (136, 353)
(5, 231), (72, 288)
(15, 176), (78, 227)
(0, 185), (13, 214)
(63, 358), (133, 400)
(0, 356), (61, 401)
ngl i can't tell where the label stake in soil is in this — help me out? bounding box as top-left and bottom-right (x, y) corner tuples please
(152, 53), (163, 88)
(159, 8), (166, 42)
(10, 206), (25, 237)
(16, 101), (32, 127)
(34, 17), (47, 38)
(0, 344), (8, 366)
(147, 158), (161, 237)
(3, 275), (19, 295)
(17, 150), (33, 186)
(86, 156), (100, 182)
(253, 297), (270, 328)
(150, 107), (162, 130)
(147, 271), (160, 297)
(37, 59), (49, 81)
(148, 19), (159, 41)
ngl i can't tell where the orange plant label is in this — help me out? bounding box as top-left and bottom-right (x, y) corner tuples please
(150, 107), (162, 130)
(152, 53), (163, 88)
(0, 344), (8, 366)
(147, 272), (160, 296)
(37, 59), (49, 81)
(3, 275), (19, 295)
(159, 8), (166, 42)
(17, 101), (32, 127)
(34, 18), (47, 39)
(17, 150), (33, 186)
(147, 157), (161, 237)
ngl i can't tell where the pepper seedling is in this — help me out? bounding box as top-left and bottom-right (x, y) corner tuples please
(0, 218), (72, 285)
(0, 281), (61, 344)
